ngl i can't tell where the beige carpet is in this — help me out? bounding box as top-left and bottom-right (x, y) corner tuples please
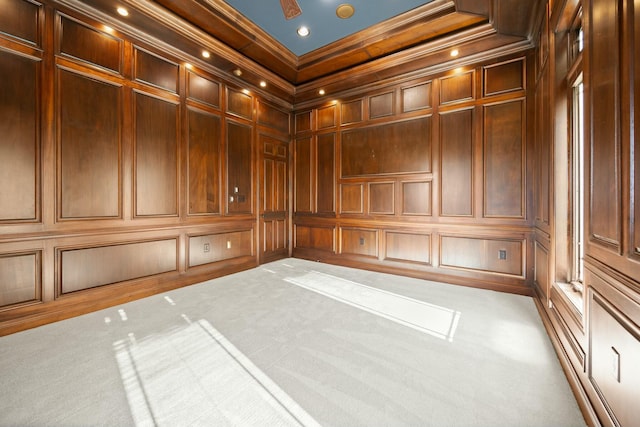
(0, 258), (586, 427)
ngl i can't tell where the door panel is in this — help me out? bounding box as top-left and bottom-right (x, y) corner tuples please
(260, 135), (289, 263)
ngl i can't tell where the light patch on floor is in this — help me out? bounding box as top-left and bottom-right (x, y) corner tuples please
(284, 270), (461, 341)
(113, 319), (321, 427)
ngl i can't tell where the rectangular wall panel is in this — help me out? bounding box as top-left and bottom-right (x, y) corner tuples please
(227, 88), (253, 119)
(340, 184), (363, 214)
(0, 0), (40, 45)
(0, 252), (39, 307)
(134, 47), (178, 92)
(61, 239), (177, 294)
(440, 109), (473, 216)
(535, 241), (549, 298)
(369, 92), (394, 118)
(135, 92), (179, 216)
(341, 228), (378, 257)
(483, 58), (525, 97)
(0, 51), (38, 221)
(294, 137), (312, 212)
(189, 230), (253, 267)
(188, 108), (221, 215)
(440, 236), (523, 276)
(258, 102), (289, 133)
(316, 133), (335, 213)
(59, 16), (122, 73)
(440, 71), (474, 104)
(341, 99), (363, 124)
(385, 232), (430, 264)
(295, 225), (334, 252)
(402, 181), (431, 215)
(369, 182), (394, 214)
(59, 69), (120, 219)
(402, 82), (432, 112)
(187, 71), (220, 108)
(484, 100), (524, 218)
(317, 104), (336, 129)
(226, 121), (253, 214)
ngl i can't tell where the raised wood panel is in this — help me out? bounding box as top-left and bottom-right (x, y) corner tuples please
(187, 71), (220, 108)
(590, 291), (640, 427)
(484, 99), (524, 218)
(340, 184), (363, 214)
(535, 66), (550, 225)
(341, 99), (363, 124)
(440, 236), (523, 276)
(59, 69), (120, 219)
(385, 232), (430, 264)
(341, 228), (378, 257)
(134, 92), (178, 217)
(59, 16), (121, 73)
(341, 117), (432, 177)
(226, 120), (253, 214)
(0, 0), (40, 45)
(294, 137), (312, 213)
(369, 92), (394, 119)
(535, 241), (549, 298)
(227, 88), (253, 119)
(188, 230), (253, 267)
(588, 0), (620, 248)
(402, 82), (432, 112)
(187, 108), (221, 215)
(295, 111), (311, 133)
(440, 71), (474, 105)
(317, 104), (336, 129)
(262, 136), (287, 213)
(134, 47), (178, 92)
(258, 102), (289, 133)
(369, 182), (394, 215)
(0, 51), (38, 221)
(402, 181), (431, 215)
(61, 239), (177, 294)
(262, 219), (287, 255)
(0, 252), (39, 307)
(316, 133), (335, 213)
(440, 109), (473, 216)
(295, 225), (334, 252)
(483, 58), (525, 97)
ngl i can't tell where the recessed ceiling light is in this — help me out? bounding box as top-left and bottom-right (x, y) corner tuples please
(450, 49), (459, 57)
(185, 63), (193, 69)
(202, 50), (210, 58)
(233, 68), (243, 77)
(297, 26), (310, 37)
(116, 7), (129, 16)
(242, 89), (250, 95)
(260, 81), (267, 88)
(318, 89), (326, 95)
(336, 4), (355, 19)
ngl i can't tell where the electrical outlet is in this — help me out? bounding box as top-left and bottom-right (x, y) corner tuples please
(498, 249), (507, 260)
(203, 243), (210, 253)
(359, 237), (365, 245)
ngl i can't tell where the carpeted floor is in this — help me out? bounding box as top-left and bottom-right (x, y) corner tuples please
(0, 258), (586, 427)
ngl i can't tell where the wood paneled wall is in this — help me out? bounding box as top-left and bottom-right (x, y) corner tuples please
(532, 0), (640, 426)
(293, 55), (533, 294)
(0, 0), (290, 334)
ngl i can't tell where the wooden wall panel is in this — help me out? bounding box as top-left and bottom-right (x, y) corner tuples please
(440, 236), (523, 276)
(187, 108), (221, 215)
(402, 82), (432, 112)
(61, 239), (177, 293)
(341, 228), (378, 257)
(440, 109), (473, 216)
(0, 0), (41, 45)
(341, 117), (431, 176)
(483, 58), (525, 97)
(385, 232), (430, 264)
(340, 184), (363, 213)
(188, 230), (253, 267)
(0, 51), (38, 221)
(226, 120), (253, 214)
(588, 0), (620, 248)
(440, 71), (474, 104)
(369, 182), (394, 214)
(227, 88), (253, 119)
(341, 99), (363, 124)
(258, 102), (289, 133)
(59, 16), (121, 73)
(135, 92), (179, 216)
(635, 0), (640, 259)
(369, 92), (394, 118)
(295, 137), (312, 212)
(295, 225), (334, 252)
(187, 71), (220, 108)
(534, 241), (549, 298)
(0, 252), (39, 307)
(484, 99), (524, 218)
(295, 111), (311, 133)
(402, 181), (431, 215)
(316, 133), (335, 213)
(59, 70), (120, 219)
(317, 104), (336, 129)
(134, 47), (178, 92)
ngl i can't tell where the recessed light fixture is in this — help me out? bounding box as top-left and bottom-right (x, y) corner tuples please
(233, 68), (243, 77)
(116, 7), (129, 16)
(242, 89), (250, 95)
(202, 50), (210, 58)
(260, 81), (267, 88)
(103, 25), (114, 33)
(450, 49), (459, 57)
(318, 89), (326, 95)
(336, 4), (355, 19)
(297, 26), (310, 37)
(185, 63), (193, 69)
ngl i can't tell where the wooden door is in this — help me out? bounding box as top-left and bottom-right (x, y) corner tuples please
(259, 135), (289, 263)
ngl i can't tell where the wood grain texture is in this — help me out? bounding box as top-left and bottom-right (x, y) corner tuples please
(226, 120), (253, 214)
(385, 232), (430, 264)
(60, 16), (122, 73)
(316, 133), (335, 213)
(0, 252), (39, 307)
(187, 108), (221, 215)
(0, 0), (41, 45)
(189, 230), (253, 267)
(440, 108), (473, 216)
(134, 47), (178, 92)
